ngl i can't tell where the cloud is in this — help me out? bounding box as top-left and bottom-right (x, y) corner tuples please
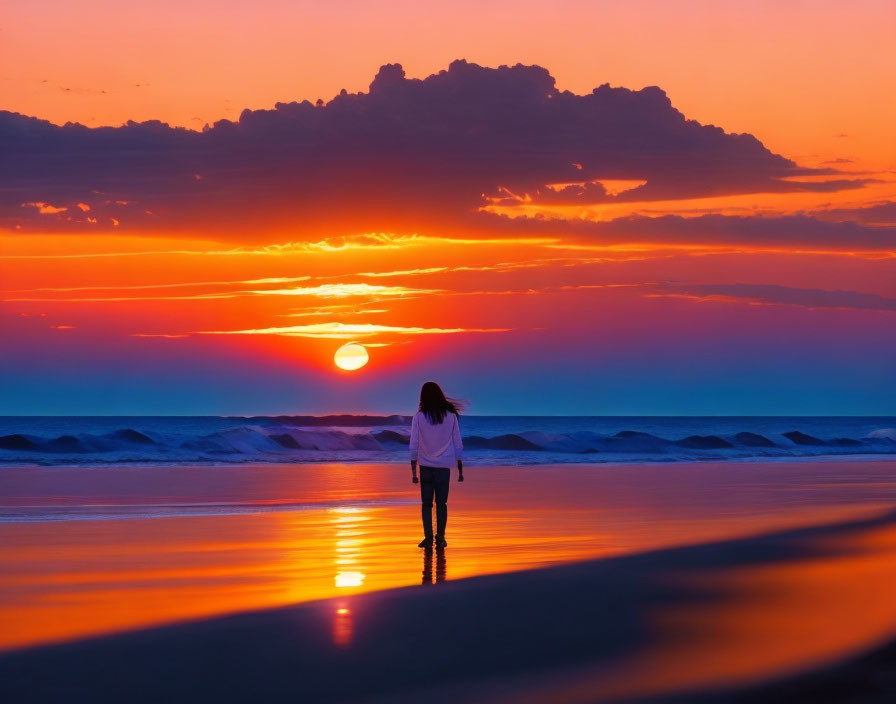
(810, 201), (896, 227)
(194, 322), (511, 339)
(3, 275), (311, 294)
(478, 211), (896, 253)
(647, 282), (896, 312)
(21, 202), (69, 215)
(130, 333), (190, 338)
(490, 176), (874, 209)
(355, 266), (448, 278)
(244, 283), (434, 298)
(2, 280), (432, 302)
(280, 307), (390, 318)
(1, 60), (842, 236)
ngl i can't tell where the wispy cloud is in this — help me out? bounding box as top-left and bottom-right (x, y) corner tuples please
(283, 233), (424, 252)
(245, 283), (437, 298)
(3, 292), (242, 302)
(4, 276), (311, 294)
(489, 212), (896, 256)
(356, 267), (448, 278)
(241, 233), (558, 255)
(279, 308), (390, 318)
(130, 333), (190, 338)
(645, 282), (896, 312)
(2, 280), (427, 303)
(0, 247), (225, 260)
(0, 232), (558, 261)
(195, 322), (511, 339)
(348, 254), (654, 280)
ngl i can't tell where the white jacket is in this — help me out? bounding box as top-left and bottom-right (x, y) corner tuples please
(409, 410), (463, 468)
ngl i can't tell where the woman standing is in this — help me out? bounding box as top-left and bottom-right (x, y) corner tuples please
(410, 382), (464, 548)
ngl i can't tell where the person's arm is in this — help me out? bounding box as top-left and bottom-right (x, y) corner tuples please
(409, 413), (419, 483)
(454, 414), (464, 482)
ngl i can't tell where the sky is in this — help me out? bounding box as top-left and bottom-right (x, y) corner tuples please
(1, 0), (895, 415)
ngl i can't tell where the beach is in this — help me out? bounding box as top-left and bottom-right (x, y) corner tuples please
(3, 459), (896, 701)
(6, 2), (894, 698)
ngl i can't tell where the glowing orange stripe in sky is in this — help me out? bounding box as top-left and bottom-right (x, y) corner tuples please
(194, 322), (512, 339)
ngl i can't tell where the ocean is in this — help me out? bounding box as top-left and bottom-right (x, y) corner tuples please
(1, 415), (894, 466)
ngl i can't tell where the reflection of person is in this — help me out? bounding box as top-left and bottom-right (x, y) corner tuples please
(410, 381), (464, 548)
(422, 545), (447, 585)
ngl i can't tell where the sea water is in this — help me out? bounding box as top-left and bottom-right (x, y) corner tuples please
(1, 415), (894, 466)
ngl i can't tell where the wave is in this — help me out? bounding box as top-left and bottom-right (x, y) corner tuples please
(1, 422), (895, 466)
(240, 414), (409, 427)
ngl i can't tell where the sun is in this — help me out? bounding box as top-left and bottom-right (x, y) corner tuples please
(334, 342), (369, 371)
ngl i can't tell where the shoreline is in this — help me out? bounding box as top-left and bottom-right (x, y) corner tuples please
(3, 453), (896, 470)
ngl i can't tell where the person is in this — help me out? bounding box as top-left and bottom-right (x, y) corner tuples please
(409, 381), (464, 549)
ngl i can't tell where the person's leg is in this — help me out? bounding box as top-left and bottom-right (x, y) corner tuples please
(419, 466), (435, 544)
(434, 467), (450, 543)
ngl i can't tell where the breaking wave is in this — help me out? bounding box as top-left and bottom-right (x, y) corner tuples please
(1, 420), (895, 466)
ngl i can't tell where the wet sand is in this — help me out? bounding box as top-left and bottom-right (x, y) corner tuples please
(3, 460), (896, 701)
(6, 507), (896, 702)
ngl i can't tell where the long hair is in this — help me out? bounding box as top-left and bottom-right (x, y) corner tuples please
(418, 381), (462, 424)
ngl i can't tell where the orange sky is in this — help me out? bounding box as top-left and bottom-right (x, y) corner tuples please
(2, 0), (895, 415)
(4, 0), (895, 170)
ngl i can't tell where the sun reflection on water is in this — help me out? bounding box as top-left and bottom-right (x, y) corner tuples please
(332, 606), (353, 647)
(330, 507), (368, 590)
(334, 572), (365, 587)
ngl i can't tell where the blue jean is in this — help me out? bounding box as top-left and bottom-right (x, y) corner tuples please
(419, 465), (450, 538)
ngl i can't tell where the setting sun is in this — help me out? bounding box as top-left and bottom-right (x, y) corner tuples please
(334, 343), (369, 371)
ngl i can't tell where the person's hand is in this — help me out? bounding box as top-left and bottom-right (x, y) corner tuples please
(412, 475), (419, 484)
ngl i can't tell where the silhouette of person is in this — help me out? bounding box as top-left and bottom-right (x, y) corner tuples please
(410, 381), (464, 548)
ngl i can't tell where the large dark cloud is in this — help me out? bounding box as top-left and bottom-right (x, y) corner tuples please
(0, 60), (853, 237)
